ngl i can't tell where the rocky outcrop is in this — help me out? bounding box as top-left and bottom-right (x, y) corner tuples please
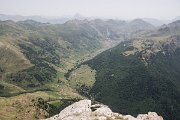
(47, 100), (91, 120)
(45, 100), (163, 120)
(137, 112), (163, 120)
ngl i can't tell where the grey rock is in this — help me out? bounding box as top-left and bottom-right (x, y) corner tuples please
(45, 100), (163, 120)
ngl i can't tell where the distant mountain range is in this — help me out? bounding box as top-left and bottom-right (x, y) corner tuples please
(0, 14), (87, 24)
(0, 14), (180, 25)
(142, 18), (168, 26)
(142, 17), (180, 26)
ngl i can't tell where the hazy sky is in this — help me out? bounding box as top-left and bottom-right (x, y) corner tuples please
(0, 0), (180, 19)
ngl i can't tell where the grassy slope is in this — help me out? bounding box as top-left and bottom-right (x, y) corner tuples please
(0, 91), (82, 120)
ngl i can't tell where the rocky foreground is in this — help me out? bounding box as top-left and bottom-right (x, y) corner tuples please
(45, 100), (163, 120)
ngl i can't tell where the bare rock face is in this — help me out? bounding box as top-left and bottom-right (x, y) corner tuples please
(45, 100), (163, 120)
(137, 112), (163, 120)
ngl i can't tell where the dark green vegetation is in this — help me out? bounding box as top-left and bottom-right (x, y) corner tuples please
(84, 21), (180, 120)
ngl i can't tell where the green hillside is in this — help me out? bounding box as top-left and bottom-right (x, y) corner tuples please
(0, 19), (154, 94)
(83, 21), (180, 120)
(0, 19), (103, 93)
(0, 18), (159, 119)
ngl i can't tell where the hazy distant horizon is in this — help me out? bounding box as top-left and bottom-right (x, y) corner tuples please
(0, 0), (180, 20)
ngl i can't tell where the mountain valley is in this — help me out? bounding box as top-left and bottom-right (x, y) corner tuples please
(0, 17), (180, 120)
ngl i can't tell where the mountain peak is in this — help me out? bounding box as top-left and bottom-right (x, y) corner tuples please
(73, 13), (86, 20)
(173, 16), (180, 21)
(130, 19), (154, 26)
